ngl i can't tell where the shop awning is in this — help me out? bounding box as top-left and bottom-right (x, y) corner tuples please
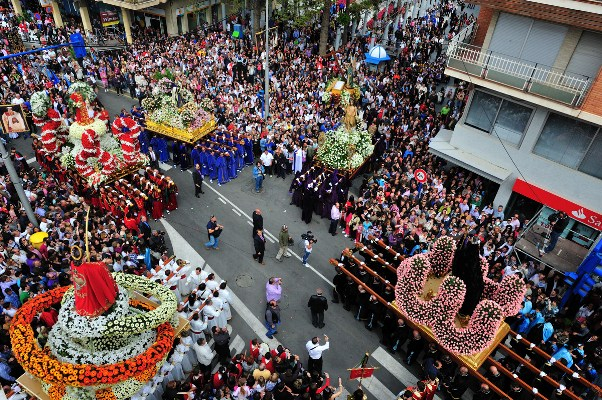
(513, 179), (602, 231)
(429, 134), (512, 183)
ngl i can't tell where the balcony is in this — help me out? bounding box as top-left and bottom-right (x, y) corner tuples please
(446, 30), (592, 107)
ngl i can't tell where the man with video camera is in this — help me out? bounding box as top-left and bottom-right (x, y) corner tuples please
(301, 231), (317, 267)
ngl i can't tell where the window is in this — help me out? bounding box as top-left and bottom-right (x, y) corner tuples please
(465, 90), (532, 145)
(578, 134), (602, 180)
(533, 113), (598, 170)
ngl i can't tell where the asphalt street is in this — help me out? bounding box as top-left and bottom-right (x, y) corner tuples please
(10, 90), (447, 400)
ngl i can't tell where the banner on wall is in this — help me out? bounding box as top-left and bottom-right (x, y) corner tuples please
(513, 179), (602, 231)
(100, 11), (120, 27)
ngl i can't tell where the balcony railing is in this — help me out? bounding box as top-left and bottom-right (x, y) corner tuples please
(446, 40), (592, 107)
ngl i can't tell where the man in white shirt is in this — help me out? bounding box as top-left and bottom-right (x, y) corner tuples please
(260, 149), (274, 177)
(193, 338), (214, 376)
(305, 335), (329, 375)
(329, 203), (341, 236)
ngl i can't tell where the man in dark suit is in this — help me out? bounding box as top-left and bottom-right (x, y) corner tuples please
(139, 215), (152, 239)
(148, 146), (159, 169)
(252, 229), (266, 265)
(193, 163), (205, 197)
(307, 288), (328, 328)
(252, 208), (263, 237)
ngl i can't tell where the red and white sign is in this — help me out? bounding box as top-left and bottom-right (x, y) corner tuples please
(414, 168), (428, 183)
(513, 179), (602, 231)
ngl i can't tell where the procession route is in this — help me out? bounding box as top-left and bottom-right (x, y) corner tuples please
(161, 218), (407, 400)
(157, 163), (336, 288)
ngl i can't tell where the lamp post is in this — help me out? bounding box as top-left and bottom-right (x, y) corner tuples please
(264, 0), (269, 119)
(0, 141), (38, 227)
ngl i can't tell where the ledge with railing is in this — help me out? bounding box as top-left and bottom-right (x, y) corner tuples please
(445, 34), (592, 107)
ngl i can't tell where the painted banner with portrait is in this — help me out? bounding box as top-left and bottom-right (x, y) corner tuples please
(0, 105), (29, 134)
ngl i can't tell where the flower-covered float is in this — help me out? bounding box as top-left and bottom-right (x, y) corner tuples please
(393, 236), (526, 362)
(9, 254), (180, 400)
(316, 65), (373, 174)
(142, 78), (216, 143)
(30, 82), (147, 186)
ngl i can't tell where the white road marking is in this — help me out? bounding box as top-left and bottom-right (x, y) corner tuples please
(360, 376), (396, 400)
(26, 157), (37, 165)
(266, 236), (275, 244)
(231, 335), (245, 355)
(218, 198), (226, 204)
(372, 347), (444, 399)
(247, 220), (254, 227)
(232, 208), (242, 217)
(159, 162), (172, 171)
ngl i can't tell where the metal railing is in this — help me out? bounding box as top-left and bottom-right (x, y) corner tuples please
(446, 41), (592, 107)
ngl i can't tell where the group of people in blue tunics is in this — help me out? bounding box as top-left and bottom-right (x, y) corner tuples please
(139, 128), (257, 186)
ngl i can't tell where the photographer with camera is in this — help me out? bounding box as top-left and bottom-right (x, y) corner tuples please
(301, 231), (317, 267)
(204, 215), (223, 250)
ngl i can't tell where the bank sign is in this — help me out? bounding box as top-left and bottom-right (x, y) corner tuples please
(100, 11), (120, 27)
(513, 179), (602, 231)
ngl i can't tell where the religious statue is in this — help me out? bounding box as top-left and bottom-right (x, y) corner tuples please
(343, 103), (358, 132)
(71, 244), (118, 317)
(346, 56), (357, 88)
(451, 238), (484, 320)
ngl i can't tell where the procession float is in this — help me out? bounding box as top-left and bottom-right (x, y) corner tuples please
(9, 237), (187, 400)
(142, 77), (216, 144)
(30, 82), (147, 186)
(392, 236), (526, 367)
(316, 59), (374, 177)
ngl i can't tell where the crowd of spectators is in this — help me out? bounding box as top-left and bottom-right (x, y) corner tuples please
(0, 0), (599, 398)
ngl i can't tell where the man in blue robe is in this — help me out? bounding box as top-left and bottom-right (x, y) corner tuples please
(191, 144), (202, 168)
(235, 141), (245, 170)
(244, 136), (254, 165)
(200, 148), (209, 176)
(227, 150), (237, 179)
(216, 152), (229, 185)
(207, 151), (217, 182)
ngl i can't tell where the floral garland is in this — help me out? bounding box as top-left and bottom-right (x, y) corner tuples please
(9, 277), (176, 391)
(394, 236), (523, 355)
(105, 273), (178, 336)
(111, 118), (144, 166)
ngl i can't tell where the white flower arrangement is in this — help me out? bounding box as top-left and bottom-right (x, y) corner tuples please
(105, 273), (179, 335)
(67, 81), (97, 102)
(321, 91), (331, 103)
(30, 91), (51, 118)
(69, 119), (108, 140)
(316, 123), (374, 170)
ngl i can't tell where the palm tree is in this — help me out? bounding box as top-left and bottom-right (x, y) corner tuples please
(318, 0), (332, 54)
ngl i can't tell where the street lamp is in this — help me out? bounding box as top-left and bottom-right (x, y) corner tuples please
(264, 0), (269, 120)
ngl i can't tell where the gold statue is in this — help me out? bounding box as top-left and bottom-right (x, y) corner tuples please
(344, 103), (357, 132)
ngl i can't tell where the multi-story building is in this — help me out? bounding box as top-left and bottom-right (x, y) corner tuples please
(432, 0), (602, 276)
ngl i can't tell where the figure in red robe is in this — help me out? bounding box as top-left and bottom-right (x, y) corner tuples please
(151, 188), (164, 221)
(165, 179), (178, 212)
(72, 261), (118, 317)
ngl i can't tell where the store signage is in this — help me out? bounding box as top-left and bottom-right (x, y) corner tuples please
(513, 179), (602, 231)
(100, 11), (120, 27)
